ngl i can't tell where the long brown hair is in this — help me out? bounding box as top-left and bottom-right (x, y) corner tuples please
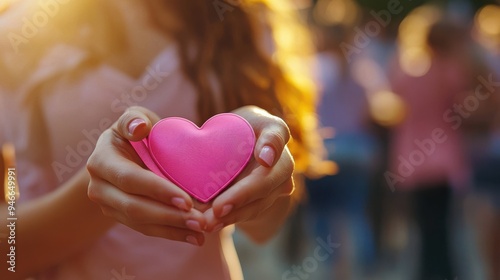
(0, 0), (320, 174)
(144, 0), (320, 173)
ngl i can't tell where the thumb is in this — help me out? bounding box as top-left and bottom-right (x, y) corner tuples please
(253, 117), (290, 168)
(114, 106), (161, 141)
(232, 106), (291, 168)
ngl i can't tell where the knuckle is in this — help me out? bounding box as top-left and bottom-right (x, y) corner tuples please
(272, 116), (291, 143)
(180, 211), (194, 222)
(100, 207), (113, 218)
(118, 199), (136, 219)
(150, 184), (168, 203)
(113, 169), (131, 189)
(284, 155), (295, 176)
(265, 129), (287, 149)
(85, 130), (111, 175)
(281, 179), (295, 196)
(265, 179), (276, 196)
(86, 155), (100, 175)
(279, 148), (295, 176)
(87, 184), (100, 203)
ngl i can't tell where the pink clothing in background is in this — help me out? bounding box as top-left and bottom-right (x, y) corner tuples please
(388, 55), (471, 191)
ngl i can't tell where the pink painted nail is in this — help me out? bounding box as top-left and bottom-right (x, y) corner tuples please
(128, 119), (146, 136)
(186, 220), (203, 232)
(220, 204), (233, 218)
(186, 235), (200, 246)
(259, 145), (275, 167)
(171, 197), (190, 212)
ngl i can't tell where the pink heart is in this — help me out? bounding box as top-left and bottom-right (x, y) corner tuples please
(130, 113), (255, 203)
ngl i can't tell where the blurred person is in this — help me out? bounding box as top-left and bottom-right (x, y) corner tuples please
(467, 73), (500, 280)
(0, 0), (321, 279)
(388, 9), (474, 280)
(469, 5), (500, 279)
(305, 13), (380, 278)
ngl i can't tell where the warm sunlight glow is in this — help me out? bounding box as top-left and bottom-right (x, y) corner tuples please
(0, 2), (8, 14)
(352, 58), (388, 93)
(313, 0), (359, 26)
(398, 5), (440, 49)
(369, 90), (406, 127)
(399, 46), (432, 77)
(397, 5), (439, 78)
(265, 0), (320, 174)
(399, 16), (429, 48)
(0, 0), (15, 14)
(476, 5), (500, 37)
(473, 5), (500, 51)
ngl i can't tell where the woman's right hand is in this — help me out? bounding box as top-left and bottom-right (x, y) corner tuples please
(86, 107), (207, 246)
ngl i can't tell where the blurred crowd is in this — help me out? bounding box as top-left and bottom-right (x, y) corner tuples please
(235, 1), (500, 280)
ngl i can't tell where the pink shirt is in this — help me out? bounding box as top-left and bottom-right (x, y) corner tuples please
(388, 54), (471, 191)
(0, 33), (242, 280)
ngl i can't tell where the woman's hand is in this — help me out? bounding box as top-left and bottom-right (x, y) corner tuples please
(203, 106), (295, 242)
(87, 107), (207, 246)
(87, 105), (295, 245)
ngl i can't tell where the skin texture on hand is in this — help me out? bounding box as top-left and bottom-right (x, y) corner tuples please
(0, 169), (115, 280)
(87, 107), (207, 246)
(86, 105), (296, 245)
(205, 106), (296, 242)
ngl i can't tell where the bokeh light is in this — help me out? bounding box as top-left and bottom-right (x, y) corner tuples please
(369, 90), (407, 127)
(397, 5), (441, 77)
(399, 46), (432, 78)
(313, 0), (359, 26)
(474, 4), (500, 51)
(475, 4), (500, 37)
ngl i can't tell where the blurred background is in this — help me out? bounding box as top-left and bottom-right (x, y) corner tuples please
(234, 0), (500, 279)
(1, 0), (499, 279)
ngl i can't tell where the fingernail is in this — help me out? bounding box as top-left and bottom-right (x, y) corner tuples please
(172, 197), (190, 212)
(128, 119), (146, 136)
(186, 235), (200, 246)
(212, 223), (224, 232)
(186, 220), (203, 232)
(259, 145), (275, 167)
(220, 204), (233, 218)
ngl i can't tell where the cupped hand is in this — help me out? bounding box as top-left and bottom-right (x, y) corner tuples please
(87, 105), (295, 244)
(203, 106), (295, 232)
(86, 106), (207, 246)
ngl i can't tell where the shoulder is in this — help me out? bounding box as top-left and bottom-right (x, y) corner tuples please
(0, 0), (128, 87)
(0, 0), (92, 53)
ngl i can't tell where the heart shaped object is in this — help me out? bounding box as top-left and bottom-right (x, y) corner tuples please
(130, 113), (256, 203)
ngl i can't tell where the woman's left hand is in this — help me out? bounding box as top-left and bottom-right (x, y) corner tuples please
(203, 106), (295, 233)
